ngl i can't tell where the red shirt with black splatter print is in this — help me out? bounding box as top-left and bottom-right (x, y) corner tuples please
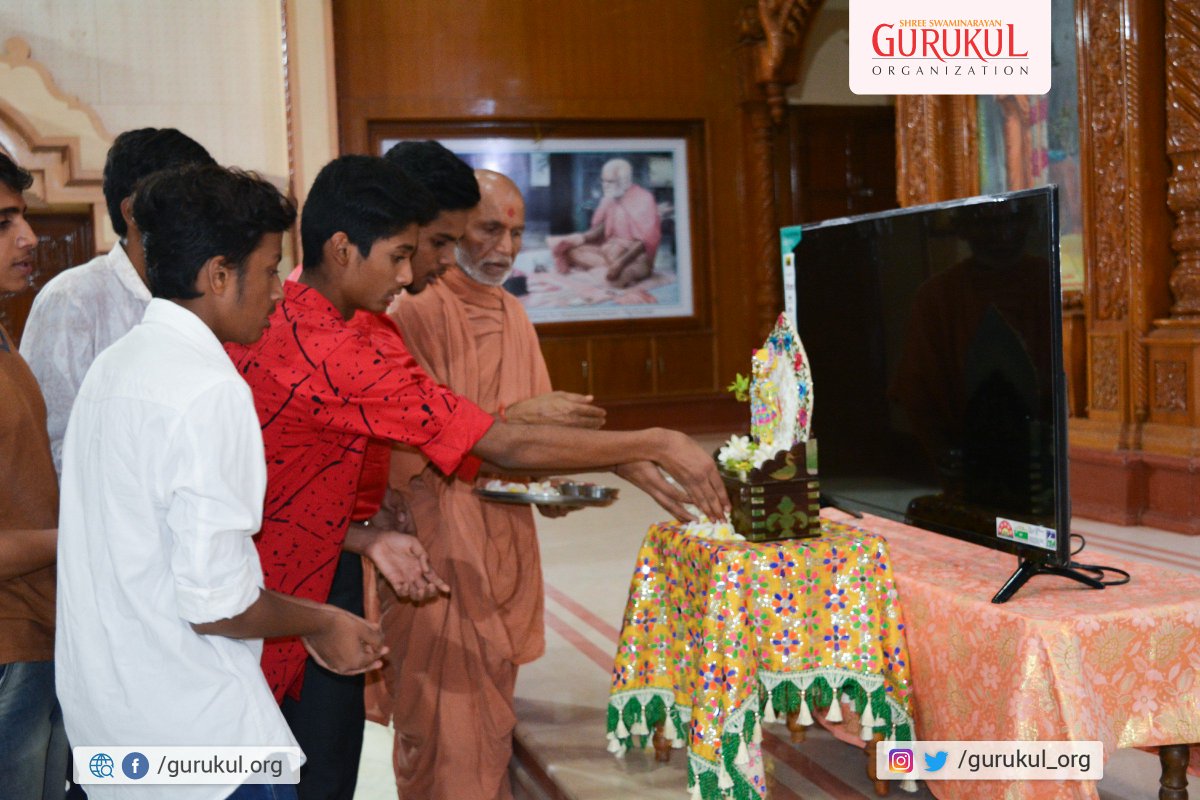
(226, 281), (493, 700)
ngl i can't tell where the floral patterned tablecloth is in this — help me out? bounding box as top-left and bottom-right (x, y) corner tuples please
(835, 510), (1200, 800)
(607, 519), (915, 800)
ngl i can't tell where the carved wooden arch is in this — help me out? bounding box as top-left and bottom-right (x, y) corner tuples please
(0, 37), (115, 253)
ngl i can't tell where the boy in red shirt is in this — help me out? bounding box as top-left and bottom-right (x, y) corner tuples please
(228, 155), (727, 799)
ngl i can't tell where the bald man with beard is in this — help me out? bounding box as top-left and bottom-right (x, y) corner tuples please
(377, 170), (605, 800)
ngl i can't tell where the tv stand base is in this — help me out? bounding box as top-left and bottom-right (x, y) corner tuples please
(992, 558), (1106, 603)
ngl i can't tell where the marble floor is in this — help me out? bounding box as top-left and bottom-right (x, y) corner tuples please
(353, 434), (1200, 800)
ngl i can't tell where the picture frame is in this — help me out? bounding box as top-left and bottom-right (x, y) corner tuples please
(370, 121), (705, 330)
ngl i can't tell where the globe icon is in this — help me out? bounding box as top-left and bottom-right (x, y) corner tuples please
(89, 753), (115, 779)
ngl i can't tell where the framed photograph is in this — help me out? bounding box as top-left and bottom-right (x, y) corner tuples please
(375, 124), (700, 327)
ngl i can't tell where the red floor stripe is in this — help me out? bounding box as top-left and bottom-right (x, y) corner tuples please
(543, 605), (614, 672)
(1073, 527), (1200, 569)
(544, 582), (622, 643)
(761, 730), (874, 800)
(764, 767), (806, 800)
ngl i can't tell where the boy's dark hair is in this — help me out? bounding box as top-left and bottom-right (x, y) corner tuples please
(103, 128), (216, 238)
(133, 164), (296, 300)
(300, 155), (437, 271)
(383, 140), (480, 212)
(0, 151), (33, 194)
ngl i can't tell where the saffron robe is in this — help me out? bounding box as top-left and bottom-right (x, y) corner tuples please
(376, 267), (550, 800)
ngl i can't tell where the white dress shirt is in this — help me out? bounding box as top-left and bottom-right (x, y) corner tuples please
(56, 299), (301, 800)
(20, 243), (150, 476)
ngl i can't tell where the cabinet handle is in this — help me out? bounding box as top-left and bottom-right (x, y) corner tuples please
(645, 357), (653, 375)
(581, 360), (589, 381)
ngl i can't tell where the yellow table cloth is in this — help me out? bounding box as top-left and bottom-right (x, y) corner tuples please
(607, 519), (915, 800)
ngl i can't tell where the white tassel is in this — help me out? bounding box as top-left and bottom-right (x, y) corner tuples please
(859, 699), (876, 741)
(672, 738), (686, 749)
(752, 719), (763, 744)
(606, 736), (623, 754)
(798, 695), (814, 726)
(718, 767), (734, 790)
(631, 718), (650, 736)
(616, 718), (629, 739)
(825, 695), (843, 723)
(733, 737), (749, 766)
(901, 778), (919, 792)
(763, 702), (778, 723)
(689, 782), (703, 800)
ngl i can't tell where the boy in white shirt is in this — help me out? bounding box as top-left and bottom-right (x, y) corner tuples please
(55, 164), (385, 800)
(20, 128), (215, 475)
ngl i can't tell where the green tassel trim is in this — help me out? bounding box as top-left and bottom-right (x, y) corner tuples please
(645, 695), (667, 732)
(608, 690), (690, 750)
(807, 676), (834, 710)
(621, 696), (642, 733)
(720, 730), (759, 800)
(757, 668), (913, 745)
(839, 679), (864, 718)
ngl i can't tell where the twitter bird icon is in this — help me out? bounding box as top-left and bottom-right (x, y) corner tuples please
(924, 751), (948, 772)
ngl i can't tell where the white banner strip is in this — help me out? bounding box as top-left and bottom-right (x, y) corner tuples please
(876, 740), (1104, 781)
(73, 746), (304, 785)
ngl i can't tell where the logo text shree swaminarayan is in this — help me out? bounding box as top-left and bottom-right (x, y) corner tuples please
(872, 23), (1029, 62)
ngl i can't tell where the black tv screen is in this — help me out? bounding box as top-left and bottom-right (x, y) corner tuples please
(788, 186), (1069, 573)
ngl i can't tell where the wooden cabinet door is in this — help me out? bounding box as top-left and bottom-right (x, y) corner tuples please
(654, 333), (715, 395)
(0, 213), (94, 347)
(589, 336), (654, 400)
(538, 337), (591, 395)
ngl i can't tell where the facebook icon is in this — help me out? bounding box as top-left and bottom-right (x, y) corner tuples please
(122, 752), (148, 780)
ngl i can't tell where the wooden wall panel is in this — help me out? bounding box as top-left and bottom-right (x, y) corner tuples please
(333, 0), (759, 429)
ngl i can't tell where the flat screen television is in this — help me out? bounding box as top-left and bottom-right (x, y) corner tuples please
(787, 187), (1099, 602)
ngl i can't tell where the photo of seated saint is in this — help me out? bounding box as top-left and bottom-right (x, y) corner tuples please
(547, 157), (662, 288)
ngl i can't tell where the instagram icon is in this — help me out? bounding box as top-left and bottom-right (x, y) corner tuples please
(888, 748), (914, 773)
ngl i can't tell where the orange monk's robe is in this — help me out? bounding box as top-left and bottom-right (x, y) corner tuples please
(380, 266), (549, 800)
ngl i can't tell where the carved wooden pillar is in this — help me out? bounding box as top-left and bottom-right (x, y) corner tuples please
(1069, 0), (1179, 526)
(738, 0), (822, 337)
(894, 95), (978, 207)
(1136, 0), (1200, 531)
(1076, 0), (1171, 439)
(1163, 0), (1200, 321)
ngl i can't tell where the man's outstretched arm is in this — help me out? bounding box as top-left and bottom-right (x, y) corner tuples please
(470, 423), (729, 521)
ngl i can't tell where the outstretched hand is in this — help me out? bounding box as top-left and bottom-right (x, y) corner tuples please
(649, 429), (730, 521)
(614, 460), (695, 522)
(301, 607), (387, 676)
(505, 391), (606, 429)
(365, 530), (450, 602)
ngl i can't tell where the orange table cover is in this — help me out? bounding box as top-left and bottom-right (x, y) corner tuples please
(842, 510), (1200, 799)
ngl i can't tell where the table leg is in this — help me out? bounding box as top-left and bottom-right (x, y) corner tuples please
(652, 720), (672, 763)
(786, 709), (806, 743)
(865, 733), (891, 797)
(1159, 744), (1189, 800)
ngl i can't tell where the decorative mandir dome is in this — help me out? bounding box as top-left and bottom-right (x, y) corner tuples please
(715, 312), (821, 542)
